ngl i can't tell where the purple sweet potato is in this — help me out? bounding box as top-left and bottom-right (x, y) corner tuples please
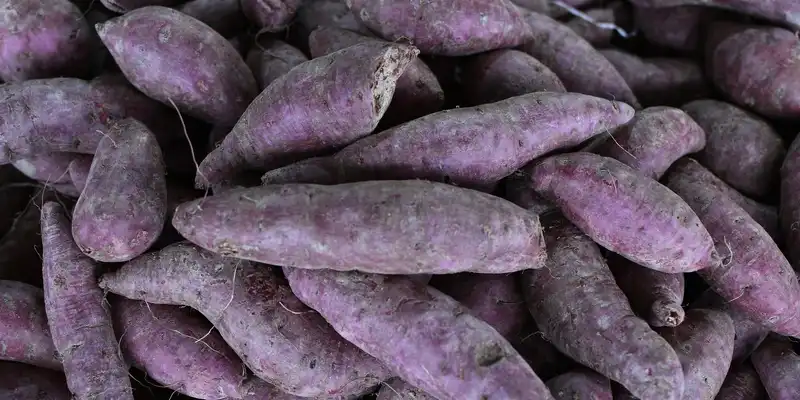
(608, 254), (686, 327)
(245, 38), (308, 91)
(665, 159), (800, 337)
(520, 215), (684, 400)
(345, 0), (532, 56)
(715, 362), (766, 400)
(97, 6), (258, 126)
(99, 242), (390, 397)
(525, 152), (718, 273)
(376, 378), (436, 400)
(285, 267), (554, 400)
(782, 135), (800, 265)
(72, 118), (167, 263)
(520, 12), (640, 109)
(41, 202), (133, 399)
(600, 50), (708, 107)
(691, 289), (769, 364)
(172, 181), (546, 274)
(11, 153), (75, 184)
(657, 309), (735, 400)
(260, 92), (634, 190)
(67, 156), (92, 194)
(591, 106), (706, 180)
(196, 41), (418, 188)
(751, 334), (800, 400)
(241, 0), (301, 32)
(0, 281), (59, 370)
(292, 0), (371, 52)
(545, 368), (612, 400)
(707, 26), (800, 119)
(460, 49), (566, 105)
(682, 99), (785, 199)
(176, 0), (245, 38)
(634, 6), (712, 52)
(0, 361), (70, 400)
(100, 0), (183, 13)
(628, 0), (800, 29)
(0, 0), (92, 82)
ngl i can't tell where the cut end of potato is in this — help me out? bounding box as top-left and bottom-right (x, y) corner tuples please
(371, 44), (420, 118)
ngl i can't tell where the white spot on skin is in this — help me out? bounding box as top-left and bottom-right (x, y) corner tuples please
(12, 158), (37, 179)
(480, 14), (488, 25)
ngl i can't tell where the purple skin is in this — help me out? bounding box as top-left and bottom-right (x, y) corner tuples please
(0, 188), (59, 287)
(665, 159), (800, 338)
(608, 254), (686, 328)
(100, 0), (182, 13)
(376, 378), (437, 400)
(628, 0), (800, 29)
(520, 215), (684, 400)
(98, 242), (391, 398)
(309, 26), (445, 127)
(715, 362), (767, 400)
(634, 6), (711, 52)
(241, 0), (302, 32)
(460, 49), (566, 106)
(600, 50), (709, 107)
(591, 106), (706, 180)
(261, 92), (634, 191)
(0, 361), (70, 399)
(176, 0), (245, 38)
(196, 41), (418, 188)
(72, 118), (167, 263)
(657, 309), (735, 400)
(284, 267), (555, 400)
(292, 0), (372, 52)
(525, 152), (719, 273)
(172, 181), (547, 274)
(783, 135), (800, 265)
(12, 153), (75, 184)
(245, 38), (308, 91)
(67, 155), (92, 193)
(751, 334), (800, 400)
(682, 99), (785, 199)
(0, 0), (92, 82)
(40, 202), (133, 399)
(260, 156), (340, 185)
(96, 6), (258, 127)
(520, 12), (641, 109)
(0, 281), (60, 370)
(566, 8), (617, 48)
(691, 289), (769, 364)
(345, 0), (531, 56)
(709, 26), (800, 119)
(545, 368), (613, 400)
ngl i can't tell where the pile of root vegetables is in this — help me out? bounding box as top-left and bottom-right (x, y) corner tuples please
(3, 0), (800, 399)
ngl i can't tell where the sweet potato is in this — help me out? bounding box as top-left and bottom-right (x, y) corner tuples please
(628, 0), (800, 29)
(72, 118), (167, 262)
(345, 0), (531, 56)
(376, 379), (436, 400)
(0, 361), (70, 400)
(591, 106), (706, 180)
(67, 156), (92, 194)
(173, 181), (546, 274)
(782, 135), (800, 265)
(608, 254), (685, 327)
(196, 41), (418, 188)
(503, 173), (557, 216)
(245, 38), (308, 91)
(633, 6), (712, 52)
(751, 334), (800, 400)
(665, 159), (800, 337)
(600, 50), (708, 107)
(715, 362), (766, 400)
(0, 0), (92, 82)
(460, 49), (566, 106)
(41, 202), (133, 399)
(526, 152), (718, 273)
(707, 26), (800, 119)
(657, 309), (735, 400)
(176, 0), (244, 38)
(260, 92), (634, 190)
(682, 99), (785, 199)
(520, 215), (683, 400)
(285, 267), (554, 400)
(545, 368), (612, 400)
(12, 153), (75, 184)
(241, 0), (301, 32)
(97, 6), (257, 126)
(292, 0), (371, 52)
(520, 12), (640, 108)
(0, 281), (59, 370)
(100, 0), (182, 13)
(691, 289), (768, 364)
(99, 242), (390, 398)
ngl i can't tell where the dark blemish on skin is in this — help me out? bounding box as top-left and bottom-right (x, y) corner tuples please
(475, 342), (505, 367)
(309, 359), (316, 369)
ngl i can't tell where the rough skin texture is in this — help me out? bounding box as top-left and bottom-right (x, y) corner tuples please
(520, 215), (684, 400)
(172, 181), (546, 274)
(0, 361), (70, 400)
(715, 362), (766, 400)
(526, 152), (718, 273)
(601, 50), (708, 107)
(751, 334), (800, 400)
(0, 0), (92, 82)
(691, 289), (768, 364)
(176, 0), (244, 38)
(592, 106), (706, 180)
(634, 6), (712, 52)
(0, 281), (60, 370)
(98, 242), (390, 398)
(72, 119), (167, 263)
(545, 368), (612, 400)
(608, 254), (686, 328)
(308, 26), (444, 127)
(376, 378), (436, 400)
(241, 0), (302, 32)
(521, 12), (640, 109)
(12, 153), (75, 184)
(100, 0), (182, 13)
(345, 0), (531, 56)
(196, 41), (418, 188)
(657, 309), (735, 400)
(260, 92), (635, 190)
(284, 267), (555, 400)
(682, 99), (786, 199)
(782, 135), (800, 265)
(40, 202), (133, 400)
(245, 38), (308, 91)
(460, 49), (566, 106)
(665, 159), (800, 337)
(628, 0), (800, 29)
(67, 156), (92, 194)
(96, 6), (257, 126)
